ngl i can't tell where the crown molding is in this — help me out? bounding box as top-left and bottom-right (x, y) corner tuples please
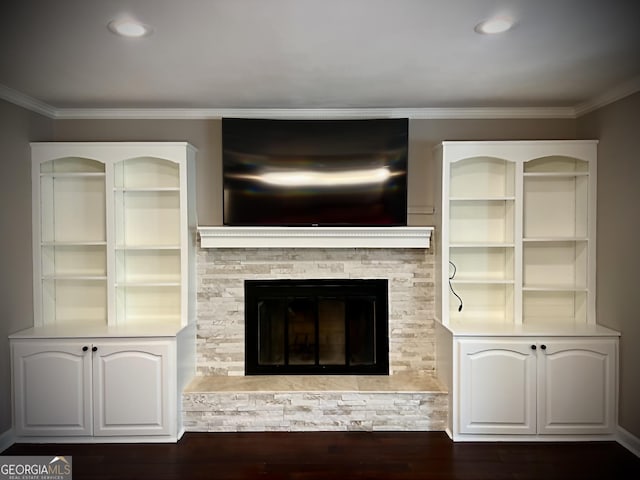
(0, 84), (57, 118)
(574, 75), (640, 117)
(0, 84), (575, 120)
(49, 106), (577, 120)
(1, 80), (638, 121)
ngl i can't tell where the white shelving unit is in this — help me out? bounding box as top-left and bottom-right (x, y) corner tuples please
(436, 141), (597, 327)
(12, 142), (197, 443)
(30, 143), (196, 332)
(433, 140), (620, 442)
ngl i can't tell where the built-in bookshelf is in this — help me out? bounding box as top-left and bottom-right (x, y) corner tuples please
(434, 141), (619, 443)
(31, 142), (197, 332)
(436, 140), (597, 327)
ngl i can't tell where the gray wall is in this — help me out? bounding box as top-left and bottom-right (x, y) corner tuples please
(578, 92), (640, 440)
(0, 99), (52, 435)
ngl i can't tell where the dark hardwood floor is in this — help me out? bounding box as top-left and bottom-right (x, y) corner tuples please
(3, 432), (639, 480)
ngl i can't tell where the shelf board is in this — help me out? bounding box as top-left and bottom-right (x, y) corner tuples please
(523, 285), (588, 292)
(198, 226), (433, 249)
(450, 243), (515, 248)
(451, 279), (514, 285)
(443, 320), (619, 337)
(115, 282), (181, 288)
(115, 245), (181, 250)
(40, 172), (105, 178)
(523, 237), (588, 242)
(11, 320), (186, 338)
(41, 241), (107, 246)
(114, 187), (180, 192)
(42, 275), (107, 281)
(449, 196), (515, 202)
(523, 172), (589, 177)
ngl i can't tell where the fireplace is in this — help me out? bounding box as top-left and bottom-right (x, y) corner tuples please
(245, 279), (389, 375)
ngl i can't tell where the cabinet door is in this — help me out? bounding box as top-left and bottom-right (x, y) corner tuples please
(537, 339), (616, 434)
(458, 340), (537, 434)
(92, 342), (172, 436)
(12, 341), (92, 436)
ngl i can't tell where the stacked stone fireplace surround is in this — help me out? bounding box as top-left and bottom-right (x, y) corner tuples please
(182, 245), (448, 432)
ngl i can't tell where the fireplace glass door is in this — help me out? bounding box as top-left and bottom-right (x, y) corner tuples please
(245, 279), (389, 375)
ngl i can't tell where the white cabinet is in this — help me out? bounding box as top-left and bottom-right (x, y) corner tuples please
(11, 142), (197, 442)
(457, 337), (617, 438)
(12, 338), (177, 439)
(433, 141), (620, 442)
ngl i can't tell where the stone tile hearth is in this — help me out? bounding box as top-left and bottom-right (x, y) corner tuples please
(186, 371), (443, 393)
(183, 373), (448, 432)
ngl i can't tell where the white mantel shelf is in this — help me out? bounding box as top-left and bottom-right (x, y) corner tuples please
(198, 226), (433, 249)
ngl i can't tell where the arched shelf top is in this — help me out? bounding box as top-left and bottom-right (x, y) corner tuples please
(449, 156), (516, 198)
(39, 156), (105, 174)
(436, 140), (597, 165)
(524, 155), (589, 174)
(451, 155), (514, 165)
(114, 156), (180, 189)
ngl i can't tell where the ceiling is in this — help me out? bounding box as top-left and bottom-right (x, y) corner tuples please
(1, 0), (640, 115)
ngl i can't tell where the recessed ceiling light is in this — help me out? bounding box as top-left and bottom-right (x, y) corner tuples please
(474, 16), (514, 35)
(108, 19), (152, 38)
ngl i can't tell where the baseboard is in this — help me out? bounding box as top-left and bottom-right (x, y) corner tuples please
(0, 428), (15, 453)
(617, 426), (640, 457)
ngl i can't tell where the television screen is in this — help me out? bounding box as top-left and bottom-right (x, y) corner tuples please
(222, 117), (408, 226)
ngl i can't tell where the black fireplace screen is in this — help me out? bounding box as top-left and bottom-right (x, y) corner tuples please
(245, 279), (389, 375)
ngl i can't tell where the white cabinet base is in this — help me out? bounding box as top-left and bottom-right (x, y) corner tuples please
(435, 322), (619, 442)
(454, 336), (617, 440)
(10, 334), (193, 443)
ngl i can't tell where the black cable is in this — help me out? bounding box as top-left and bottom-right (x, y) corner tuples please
(449, 261), (463, 312)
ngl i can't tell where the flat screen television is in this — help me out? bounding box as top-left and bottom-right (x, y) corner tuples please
(222, 118), (408, 226)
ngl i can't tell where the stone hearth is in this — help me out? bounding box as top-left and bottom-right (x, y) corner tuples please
(183, 373), (447, 432)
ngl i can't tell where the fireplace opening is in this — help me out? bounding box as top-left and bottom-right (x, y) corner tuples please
(245, 279), (389, 375)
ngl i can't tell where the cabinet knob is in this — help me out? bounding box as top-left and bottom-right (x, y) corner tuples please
(82, 346), (88, 352)
(531, 345), (537, 350)
(540, 344), (547, 350)
(92, 346), (98, 352)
